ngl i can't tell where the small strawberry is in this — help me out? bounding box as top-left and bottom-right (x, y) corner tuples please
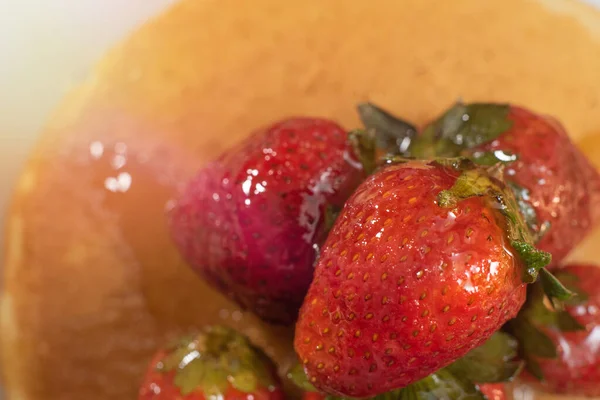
(138, 326), (284, 400)
(294, 158), (553, 397)
(511, 263), (600, 396)
(360, 102), (600, 264)
(168, 118), (363, 324)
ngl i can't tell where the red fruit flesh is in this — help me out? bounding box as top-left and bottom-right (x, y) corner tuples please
(295, 161), (527, 397)
(478, 383), (506, 400)
(169, 118), (362, 323)
(474, 106), (600, 263)
(534, 264), (600, 396)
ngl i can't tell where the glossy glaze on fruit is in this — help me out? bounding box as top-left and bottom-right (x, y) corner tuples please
(295, 161), (528, 397)
(169, 118), (363, 324)
(475, 107), (600, 263)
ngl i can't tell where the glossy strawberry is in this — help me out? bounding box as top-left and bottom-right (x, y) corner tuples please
(383, 102), (600, 264)
(513, 264), (600, 396)
(138, 326), (283, 400)
(168, 118), (363, 324)
(294, 159), (550, 397)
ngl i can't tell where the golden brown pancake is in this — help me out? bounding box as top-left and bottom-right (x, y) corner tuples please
(2, 0), (600, 399)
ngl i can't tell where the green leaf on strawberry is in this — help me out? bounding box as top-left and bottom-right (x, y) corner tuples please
(539, 268), (578, 309)
(507, 181), (551, 242)
(409, 103), (513, 159)
(397, 369), (485, 400)
(157, 326), (278, 395)
(287, 363), (317, 392)
(509, 271), (589, 380)
(357, 102), (417, 157)
(447, 332), (523, 384)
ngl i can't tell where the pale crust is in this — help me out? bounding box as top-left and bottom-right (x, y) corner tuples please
(2, 0), (600, 399)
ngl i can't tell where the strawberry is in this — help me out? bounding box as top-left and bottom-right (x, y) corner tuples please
(168, 118), (363, 324)
(294, 158), (552, 397)
(511, 263), (600, 396)
(138, 326), (284, 400)
(360, 102), (600, 264)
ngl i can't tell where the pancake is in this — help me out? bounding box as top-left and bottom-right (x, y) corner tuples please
(2, 0), (600, 399)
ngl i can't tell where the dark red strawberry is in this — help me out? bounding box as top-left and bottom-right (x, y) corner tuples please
(360, 102), (600, 264)
(294, 158), (552, 397)
(138, 326), (283, 400)
(168, 118), (363, 323)
(512, 263), (600, 396)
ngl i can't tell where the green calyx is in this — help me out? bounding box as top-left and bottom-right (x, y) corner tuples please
(507, 181), (551, 243)
(357, 102), (417, 156)
(435, 159), (554, 285)
(286, 363), (317, 392)
(447, 332), (523, 384)
(349, 103), (418, 176)
(409, 103), (513, 159)
(157, 326), (276, 396)
(509, 272), (588, 380)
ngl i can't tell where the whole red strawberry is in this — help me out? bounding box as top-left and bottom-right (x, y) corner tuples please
(168, 118), (363, 323)
(294, 158), (551, 397)
(138, 326), (284, 400)
(398, 103), (600, 264)
(513, 264), (600, 396)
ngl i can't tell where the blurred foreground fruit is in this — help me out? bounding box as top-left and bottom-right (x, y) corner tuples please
(138, 326), (284, 400)
(512, 263), (600, 396)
